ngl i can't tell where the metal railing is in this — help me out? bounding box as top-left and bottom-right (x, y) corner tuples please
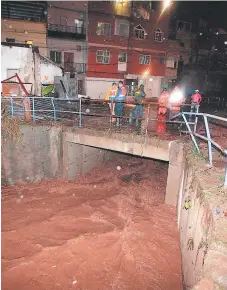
(172, 111), (227, 188)
(2, 96), (227, 187)
(48, 24), (86, 35)
(202, 96), (227, 108)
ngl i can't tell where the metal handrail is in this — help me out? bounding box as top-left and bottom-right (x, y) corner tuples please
(2, 96), (226, 187)
(172, 111), (227, 188)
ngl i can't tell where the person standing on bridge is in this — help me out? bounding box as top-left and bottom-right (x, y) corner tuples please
(156, 88), (169, 134)
(105, 82), (118, 122)
(158, 88), (169, 116)
(115, 81), (127, 128)
(189, 89), (202, 121)
(131, 84), (146, 133)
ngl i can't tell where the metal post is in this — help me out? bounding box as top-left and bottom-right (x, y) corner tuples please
(182, 113), (200, 153)
(224, 161), (227, 189)
(203, 114), (213, 166)
(32, 98), (35, 122)
(194, 105), (199, 133)
(10, 97), (14, 116)
(51, 98), (57, 121)
(79, 98), (82, 128)
(110, 100), (113, 125)
(145, 103), (150, 137)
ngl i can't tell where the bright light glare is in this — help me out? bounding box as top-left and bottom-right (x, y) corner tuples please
(170, 91), (183, 103)
(163, 0), (171, 9)
(224, 41), (227, 45)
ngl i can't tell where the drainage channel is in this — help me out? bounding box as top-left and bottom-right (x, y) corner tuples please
(2, 154), (182, 290)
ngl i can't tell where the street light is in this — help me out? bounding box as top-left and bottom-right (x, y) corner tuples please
(163, 0), (171, 10)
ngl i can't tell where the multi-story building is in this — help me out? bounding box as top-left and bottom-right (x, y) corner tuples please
(167, 19), (196, 88)
(47, 1), (88, 94)
(1, 1), (47, 56)
(86, 1), (170, 99)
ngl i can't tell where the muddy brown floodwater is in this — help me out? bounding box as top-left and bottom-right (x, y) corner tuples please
(2, 156), (182, 290)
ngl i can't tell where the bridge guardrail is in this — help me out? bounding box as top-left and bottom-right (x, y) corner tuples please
(2, 96), (226, 187)
(171, 111), (227, 188)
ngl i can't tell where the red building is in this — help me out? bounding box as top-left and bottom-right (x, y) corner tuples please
(86, 1), (170, 99)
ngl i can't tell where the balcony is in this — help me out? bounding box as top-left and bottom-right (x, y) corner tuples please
(63, 63), (87, 74)
(47, 24), (86, 40)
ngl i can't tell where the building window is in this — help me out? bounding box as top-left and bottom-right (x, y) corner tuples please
(96, 50), (110, 64)
(50, 51), (61, 64)
(75, 19), (84, 34)
(154, 28), (164, 42)
(96, 22), (111, 36)
(115, 19), (129, 37)
(118, 52), (127, 63)
(166, 57), (177, 69)
(133, 25), (147, 39)
(139, 54), (151, 65)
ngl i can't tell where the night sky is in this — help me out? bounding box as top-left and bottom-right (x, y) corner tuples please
(174, 1), (227, 31)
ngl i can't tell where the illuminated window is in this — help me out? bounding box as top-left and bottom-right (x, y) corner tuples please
(96, 50), (110, 64)
(133, 25), (147, 39)
(96, 22), (111, 36)
(118, 52), (127, 62)
(75, 19), (84, 34)
(166, 57), (177, 69)
(154, 28), (163, 42)
(139, 54), (151, 65)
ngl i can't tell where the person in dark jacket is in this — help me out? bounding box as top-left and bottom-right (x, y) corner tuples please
(131, 84), (146, 130)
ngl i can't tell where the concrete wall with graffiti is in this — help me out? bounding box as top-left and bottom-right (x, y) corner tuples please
(178, 156), (227, 290)
(40, 56), (62, 85)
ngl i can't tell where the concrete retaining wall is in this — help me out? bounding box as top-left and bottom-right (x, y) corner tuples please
(2, 125), (63, 184)
(166, 143), (227, 290)
(2, 125), (118, 184)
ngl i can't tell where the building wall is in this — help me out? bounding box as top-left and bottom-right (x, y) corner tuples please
(1, 46), (33, 82)
(86, 75), (163, 99)
(86, 77), (121, 99)
(1, 45), (63, 95)
(47, 38), (87, 65)
(86, 1), (169, 97)
(40, 58), (63, 85)
(1, 19), (47, 56)
(87, 46), (166, 79)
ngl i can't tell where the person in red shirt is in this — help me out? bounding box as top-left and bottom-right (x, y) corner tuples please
(190, 89), (202, 121)
(158, 89), (169, 115)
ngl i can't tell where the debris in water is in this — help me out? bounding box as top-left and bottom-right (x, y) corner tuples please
(117, 166), (121, 171)
(20, 195), (24, 199)
(72, 280), (77, 285)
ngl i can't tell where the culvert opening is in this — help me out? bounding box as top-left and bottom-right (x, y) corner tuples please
(2, 147), (182, 290)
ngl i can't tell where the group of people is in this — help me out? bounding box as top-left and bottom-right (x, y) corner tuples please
(105, 81), (146, 128)
(105, 81), (127, 127)
(105, 81), (202, 131)
(158, 87), (202, 120)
